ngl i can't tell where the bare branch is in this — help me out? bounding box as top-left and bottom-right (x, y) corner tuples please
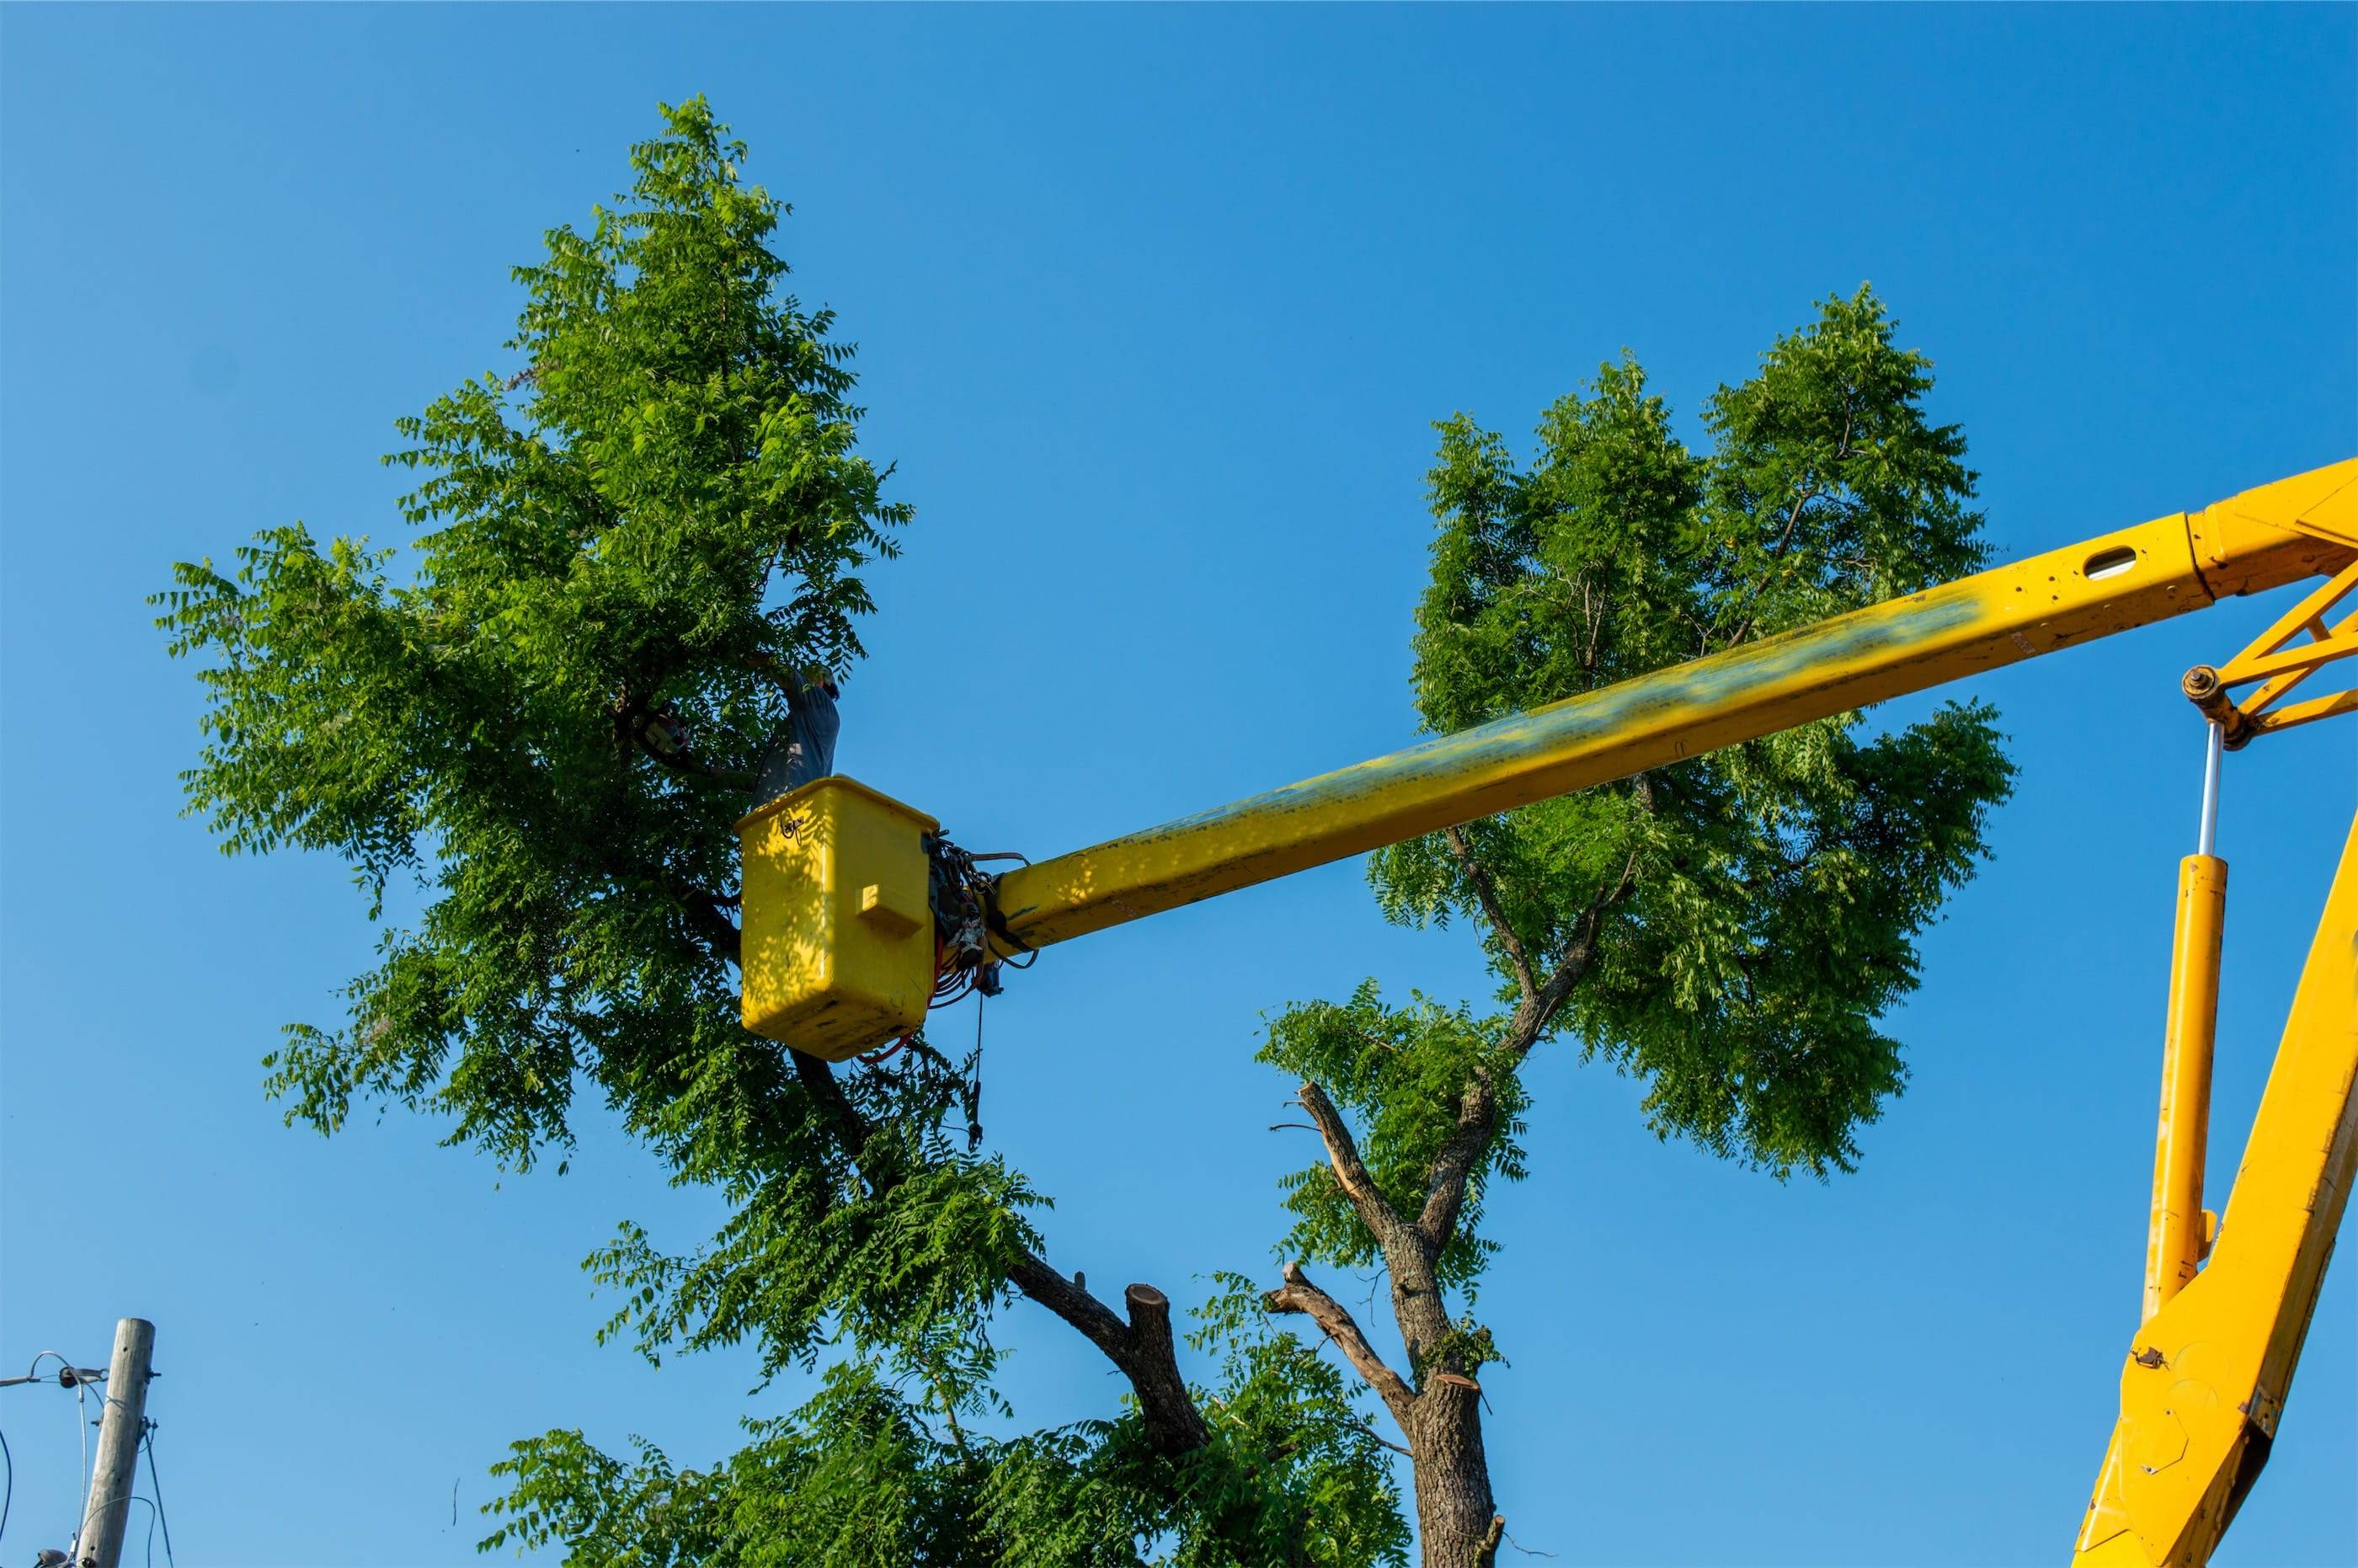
(1422, 843), (1646, 1254)
(1266, 1260), (1416, 1425)
(1114, 1282), (1206, 1453)
(1503, 845), (1638, 1053)
(1443, 824), (1534, 1005)
(1298, 1080), (1407, 1241)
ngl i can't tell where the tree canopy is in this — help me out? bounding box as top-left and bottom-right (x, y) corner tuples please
(1256, 288), (2015, 1565)
(158, 96), (2011, 1568)
(157, 99), (1406, 1566)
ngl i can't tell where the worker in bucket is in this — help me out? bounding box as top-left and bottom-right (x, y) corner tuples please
(755, 663), (840, 804)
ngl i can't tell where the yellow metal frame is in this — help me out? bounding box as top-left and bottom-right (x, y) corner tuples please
(2073, 817), (2358, 1568)
(2184, 557), (2358, 747)
(737, 776), (939, 1061)
(2142, 853), (2227, 1325)
(990, 463), (2354, 951)
(735, 457), (2358, 1563)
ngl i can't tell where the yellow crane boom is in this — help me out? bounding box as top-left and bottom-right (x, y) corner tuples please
(735, 457), (2357, 1565)
(2074, 816), (2358, 1567)
(988, 461), (2351, 949)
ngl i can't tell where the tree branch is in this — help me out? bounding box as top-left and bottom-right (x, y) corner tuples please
(662, 868), (744, 967)
(1443, 825), (1534, 1006)
(1415, 1076), (1497, 1250)
(788, 1047), (877, 1190)
(1006, 1253), (1212, 1454)
(1265, 1260), (1416, 1425)
(1502, 845), (1638, 1053)
(631, 727), (757, 793)
(1719, 448), (1842, 651)
(784, 1048), (1218, 1459)
(1298, 1080), (1407, 1242)
(1420, 843), (1645, 1255)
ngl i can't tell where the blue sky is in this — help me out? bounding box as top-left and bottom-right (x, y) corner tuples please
(3, 6), (2353, 1565)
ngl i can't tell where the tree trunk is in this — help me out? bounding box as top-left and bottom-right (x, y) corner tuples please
(1410, 1385), (1504, 1568)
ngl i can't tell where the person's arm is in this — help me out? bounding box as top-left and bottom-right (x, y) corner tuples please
(747, 652), (826, 705)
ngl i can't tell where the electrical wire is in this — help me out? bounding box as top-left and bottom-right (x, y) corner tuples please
(142, 1421), (174, 1567)
(1, 1351), (130, 1559)
(71, 1378), (89, 1557)
(0, 1351), (92, 1389)
(101, 1495), (161, 1568)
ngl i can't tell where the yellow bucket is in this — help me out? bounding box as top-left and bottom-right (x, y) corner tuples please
(736, 776), (937, 1061)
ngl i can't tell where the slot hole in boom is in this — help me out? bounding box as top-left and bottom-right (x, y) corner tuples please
(2083, 546), (2138, 581)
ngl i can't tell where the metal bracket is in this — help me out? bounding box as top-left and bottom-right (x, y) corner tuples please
(2182, 558), (2358, 749)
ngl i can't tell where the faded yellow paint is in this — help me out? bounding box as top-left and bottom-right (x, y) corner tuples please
(731, 457), (2358, 1566)
(2073, 816), (2358, 1568)
(992, 462), (2354, 951)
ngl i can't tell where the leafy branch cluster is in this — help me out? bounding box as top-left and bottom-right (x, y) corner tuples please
(157, 99), (1407, 1565)
(1252, 291), (2014, 1564)
(157, 93), (2011, 1568)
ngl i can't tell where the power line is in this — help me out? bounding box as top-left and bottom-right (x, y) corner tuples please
(71, 1379), (89, 1558)
(141, 1422), (173, 1568)
(3, 1346), (164, 1568)
(0, 1357), (99, 1561)
(0, 1352), (107, 1390)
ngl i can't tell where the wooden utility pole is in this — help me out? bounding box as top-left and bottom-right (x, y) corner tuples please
(73, 1318), (154, 1568)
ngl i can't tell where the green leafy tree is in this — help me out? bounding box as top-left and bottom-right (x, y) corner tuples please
(157, 93), (2009, 1566)
(157, 99), (1405, 1565)
(1251, 291), (2016, 1567)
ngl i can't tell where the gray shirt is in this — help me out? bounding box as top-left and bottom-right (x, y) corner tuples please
(755, 676), (839, 804)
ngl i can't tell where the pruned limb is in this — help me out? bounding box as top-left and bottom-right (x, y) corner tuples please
(790, 1048), (1215, 1457)
(1113, 1281), (1207, 1455)
(1265, 1259), (1416, 1425)
(1007, 1253), (1211, 1454)
(1478, 1514), (1507, 1567)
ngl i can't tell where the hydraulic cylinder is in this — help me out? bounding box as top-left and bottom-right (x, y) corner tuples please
(2143, 852), (2227, 1324)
